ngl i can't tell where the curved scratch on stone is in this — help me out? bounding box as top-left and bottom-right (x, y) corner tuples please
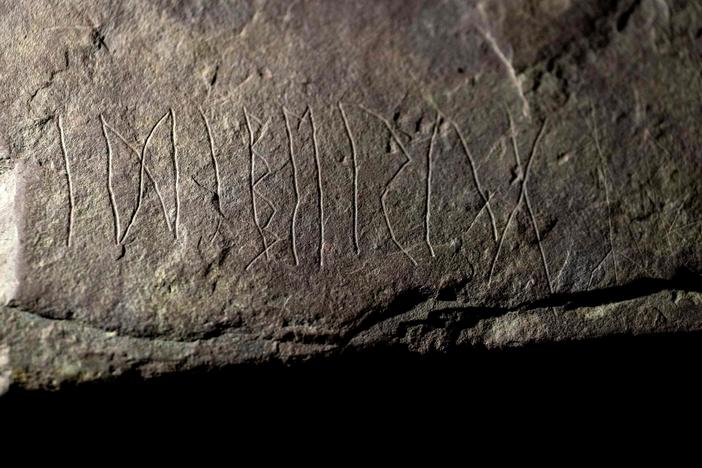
(283, 107), (301, 266)
(57, 115), (75, 248)
(425, 111), (440, 257)
(120, 110), (170, 244)
(451, 118), (500, 242)
(244, 107), (268, 261)
(309, 106), (325, 269)
(100, 115), (120, 245)
(198, 107), (224, 218)
(358, 104), (418, 266)
(466, 189), (499, 237)
(338, 101), (360, 256)
(245, 238), (281, 272)
(244, 107), (279, 264)
(524, 183), (554, 294)
(488, 118), (547, 287)
(102, 118), (173, 236)
(99, 120), (172, 234)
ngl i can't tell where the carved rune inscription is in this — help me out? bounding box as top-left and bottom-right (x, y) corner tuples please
(2, 0), (700, 366)
(47, 103), (563, 282)
(29, 93), (662, 328)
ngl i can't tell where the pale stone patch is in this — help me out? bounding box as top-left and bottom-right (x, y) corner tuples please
(0, 165), (19, 306)
(0, 345), (10, 395)
(487, 312), (546, 348)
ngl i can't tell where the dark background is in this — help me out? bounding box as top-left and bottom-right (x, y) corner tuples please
(4, 332), (701, 411)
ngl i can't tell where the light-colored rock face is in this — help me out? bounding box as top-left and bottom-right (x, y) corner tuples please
(1, 0), (701, 390)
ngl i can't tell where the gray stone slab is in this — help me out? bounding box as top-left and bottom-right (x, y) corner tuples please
(1, 0), (701, 390)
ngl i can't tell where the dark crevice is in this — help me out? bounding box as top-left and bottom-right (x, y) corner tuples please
(6, 271), (701, 348)
(198, 318), (244, 341)
(521, 270), (702, 311)
(340, 287), (435, 344)
(616, 0), (642, 32)
(91, 26), (110, 52)
(274, 330), (342, 346)
(341, 270), (702, 346)
(209, 64), (219, 87)
(400, 306), (505, 335)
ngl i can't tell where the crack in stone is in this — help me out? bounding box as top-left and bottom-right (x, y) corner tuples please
(339, 271), (702, 347)
(6, 271), (701, 349)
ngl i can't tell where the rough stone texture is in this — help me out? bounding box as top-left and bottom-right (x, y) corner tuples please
(1, 0), (701, 391)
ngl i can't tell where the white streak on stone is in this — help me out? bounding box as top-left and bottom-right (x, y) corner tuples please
(475, 2), (530, 119)
(480, 28), (530, 119)
(0, 165), (19, 306)
(0, 346), (10, 396)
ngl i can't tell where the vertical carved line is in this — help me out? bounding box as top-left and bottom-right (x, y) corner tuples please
(283, 107), (301, 266)
(309, 107), (325, 268)
(338, 102), (360, 256)
(589, 104), (619, 285)
(199, 107), (223, 217)
(57, 115), (75, 248)
(425, 112), (440, 257)
(243, 107), (269, 262)
(100, 115), (120, 245)
(170, 109), (180, 239)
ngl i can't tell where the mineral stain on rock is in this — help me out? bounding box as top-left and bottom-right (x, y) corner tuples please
(0, 0), (701, 392)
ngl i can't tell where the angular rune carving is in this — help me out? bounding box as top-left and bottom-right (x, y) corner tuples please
(100, 111), (179, 244)
(51, 102), (557, 286)
(358, 104), (418, 266)
(488, 115), (549, 289)
(283, 106), (325, 269)
(244, 107), (280, 271)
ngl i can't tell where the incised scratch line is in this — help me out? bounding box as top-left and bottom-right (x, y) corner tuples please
(514, 115), (554, 294)
(283, 107), (301, 266)
(100, 115), (120, 245)
(466, 189), (498, 236)
(245, 238), (281, 271)
(358, 104), (418, 266)
(100, 119), (172, 234)
(120, 110), (170, 244)
(589, 104), (619, 284)
(425, 111), (440, 257)
(338, 101), (360, 256)
(170, 109), (180, 239)
(57, 115), (75, 248)
(452, 119), (499, 242)
(588, 249), (612, 288)
(488, 118), (547, 287)
(524, 183), (554, 293)
(198, 108), (224, 218)
(244, 107), (268, 260)
(309, 106), (325, 268)
(244, 107), (277, 263)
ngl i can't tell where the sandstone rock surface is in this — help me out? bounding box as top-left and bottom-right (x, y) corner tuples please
(1, 0), (701, 390)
